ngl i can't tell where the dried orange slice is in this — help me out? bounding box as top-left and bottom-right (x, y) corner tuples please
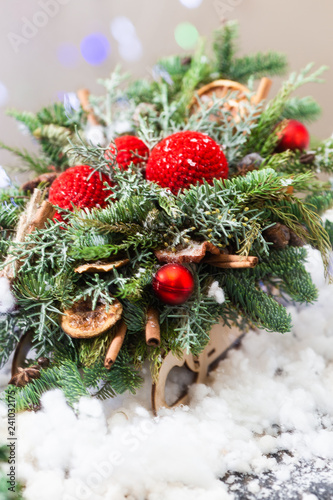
(190, 79), (250, 123)
(61, 298), (123, 339)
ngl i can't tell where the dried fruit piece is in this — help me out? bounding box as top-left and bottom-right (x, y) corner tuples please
(74, 259), (129, 274)
(61, 298), (123, 339)
(154, 240), (222, 264)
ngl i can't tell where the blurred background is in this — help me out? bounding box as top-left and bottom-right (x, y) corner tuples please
(1, 0), (332, 181)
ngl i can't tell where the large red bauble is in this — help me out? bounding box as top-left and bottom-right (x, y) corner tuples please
(276, 120), (310, 152)
(49, 165), (114, 222)
(105, 135), (149, 170)
(153, 264), (195, 305)
(145, 131), (228, 194)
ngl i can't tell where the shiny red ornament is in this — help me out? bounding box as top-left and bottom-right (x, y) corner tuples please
(153, 264), (195, 305)
(275, 120), (310, 152)
(145, 131), (228, 194)
(49, 165), (114, 222)
(105, 135), (149, 170)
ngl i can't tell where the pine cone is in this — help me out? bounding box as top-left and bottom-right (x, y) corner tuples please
(236, 153), (263, 176)
(289, 231), (305, 247)
(263, 223), (290, 249)
(9, 365), (41, 387)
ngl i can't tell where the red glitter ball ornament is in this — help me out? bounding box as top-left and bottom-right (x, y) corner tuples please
(49, 165), (114, 222)
(153, 264), (195, 305)
(105, 135), (149, 170)
(276, 120), (310, 152)
(145, 131), (228, 194)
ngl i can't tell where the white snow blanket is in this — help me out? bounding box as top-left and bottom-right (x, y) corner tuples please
(0, 238), (332, 499)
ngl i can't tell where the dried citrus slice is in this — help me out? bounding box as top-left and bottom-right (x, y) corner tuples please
(61, 298), (123, 339)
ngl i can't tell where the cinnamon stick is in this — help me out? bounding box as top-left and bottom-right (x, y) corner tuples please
(252, 77), (272, 105)
(145, 308), (161, 347)
(77, 88), (99, 126)
(204, 254), (258, 269)
(104, 321), (127, 369)
(208, 261), (258, 269)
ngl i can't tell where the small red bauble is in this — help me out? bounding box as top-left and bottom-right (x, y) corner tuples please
(145, 131), (228, 194)
(49, 165), (114, 222)
(276, 120), (310, 152)
(153, 264), (195, 305)
(105, 135), (149, 170)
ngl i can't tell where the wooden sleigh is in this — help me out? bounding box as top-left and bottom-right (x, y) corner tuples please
(151, 322), (244, 414)
(11, 321), (244, 414)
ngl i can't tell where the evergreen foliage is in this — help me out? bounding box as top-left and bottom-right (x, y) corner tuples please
(0, 22), (332, 411)
(282, 97), (322, 123)
(213, 21), (287, 82)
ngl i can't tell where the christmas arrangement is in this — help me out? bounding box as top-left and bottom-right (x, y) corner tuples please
(0, 22), (332, 412)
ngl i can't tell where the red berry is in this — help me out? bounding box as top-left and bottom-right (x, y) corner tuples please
(49, 165), (114, 222)
(105, 135), (149, 170)
(153, 264), (195, 305)
(145, 131), (228, 194)
(276, 120), (310, 152)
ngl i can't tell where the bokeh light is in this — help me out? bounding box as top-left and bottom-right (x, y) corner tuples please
(174, 22), (199, 50)
(110, 16), (136, 44)
(80, 33), (110, 66)
(57, 43), (79, 67)
(0, 81), (9, 107)
(179, 0), (203, 8)
(110, 16), (143, 63)
(118, 38), (143, 62)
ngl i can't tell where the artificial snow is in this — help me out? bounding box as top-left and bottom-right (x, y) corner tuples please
(0, 276), (16, 313)
(0, 246), (333, 499)
(207, 281), (226, 304)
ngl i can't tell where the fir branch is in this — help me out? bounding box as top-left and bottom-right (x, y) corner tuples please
(178, 38), (211, 116)
(83, 352), (143, 396)
(282, 96), (321, 123)
(0, 141), (49, 174)
(231, 52), (287, 83)
(3, 365), (63, 412)
(305, 190), (333, 216)
(2, 359), (89, 412)
(79, 328), (115, 367)
(36, 102), (81, 130)
(244, 64), (327, 155)
(213, 21), (238, 76)
(160, 271), (223, 355)
(6, 109), (39, 133)
(0, 315), (23, 368)
(221, 271), (292, 333)
(251, 247), (318, 304)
